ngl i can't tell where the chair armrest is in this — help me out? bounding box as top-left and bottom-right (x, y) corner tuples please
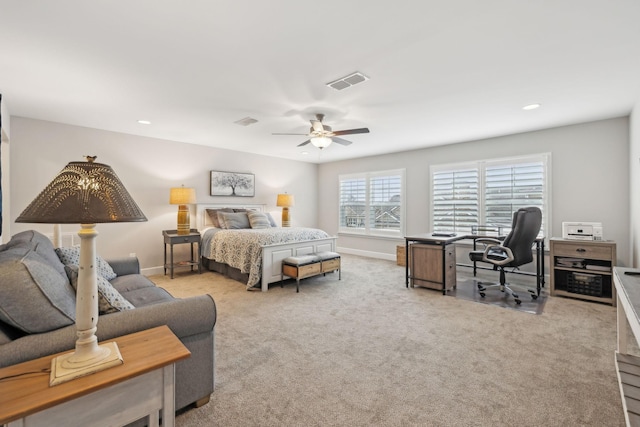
(474, 237), (502, 245)
(106, 257), (140, 276)
(482, 245), (515, 266)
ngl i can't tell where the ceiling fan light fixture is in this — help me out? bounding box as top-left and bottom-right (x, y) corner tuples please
(311, 136), (332, 149)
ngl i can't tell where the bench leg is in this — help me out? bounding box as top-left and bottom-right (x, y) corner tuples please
(296, 278), (300, 293)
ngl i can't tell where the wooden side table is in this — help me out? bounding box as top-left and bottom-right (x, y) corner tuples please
(163, 229), (202, 279)
(0, 326), (190, 427)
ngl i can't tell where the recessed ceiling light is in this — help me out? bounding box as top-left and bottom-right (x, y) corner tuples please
(137, 120), (151, 125)
(522, 104), (541, 111)
(301, 151), (309, 155)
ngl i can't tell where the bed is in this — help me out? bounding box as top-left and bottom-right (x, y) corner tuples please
(196, 204), (337, 291)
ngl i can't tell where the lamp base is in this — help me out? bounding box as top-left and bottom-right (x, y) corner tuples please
(281, 207), (291, 227)
(50, 341), (123, 386)
(177, 204), (191, 235)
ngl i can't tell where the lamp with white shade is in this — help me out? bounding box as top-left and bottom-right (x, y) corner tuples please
(16, 157), (147, 386)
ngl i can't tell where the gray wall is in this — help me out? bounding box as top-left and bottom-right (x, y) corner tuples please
(319, 117), (631, 267)
(7, 115), (633, 273)
(9, 117), (319, 273)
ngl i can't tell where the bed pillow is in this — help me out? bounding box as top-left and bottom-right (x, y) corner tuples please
(55, 247), (117, 280)
(65, 265), (135, 314)
(206, 208), (234, 228)
(265, 212), (278, 227)
(218, 211), (251, 229)
(248, 211), (272, 229)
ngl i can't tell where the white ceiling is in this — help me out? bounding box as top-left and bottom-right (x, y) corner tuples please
(1, 1), (639, 164)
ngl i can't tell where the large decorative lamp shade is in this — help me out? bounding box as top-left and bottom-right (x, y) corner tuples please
(16, 157), (147, 386)
(169, 186), (196, 235)
(276, 193), (295, 227)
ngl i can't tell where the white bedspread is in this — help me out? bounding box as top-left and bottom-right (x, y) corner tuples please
(203, 227), (330, 289)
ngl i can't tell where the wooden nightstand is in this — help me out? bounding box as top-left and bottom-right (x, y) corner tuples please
(163, 229), (202, 279)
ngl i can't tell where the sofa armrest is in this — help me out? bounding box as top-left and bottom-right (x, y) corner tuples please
(0, 295), (216, 369)
(106, 257), (140, 276)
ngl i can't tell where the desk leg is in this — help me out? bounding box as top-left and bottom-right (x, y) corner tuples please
(161, 364), (176, 427)
(405, 240), (409, 288)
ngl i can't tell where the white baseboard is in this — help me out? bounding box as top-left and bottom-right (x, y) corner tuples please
(141, 266), (164, 276)
(336, 246), (396, 261)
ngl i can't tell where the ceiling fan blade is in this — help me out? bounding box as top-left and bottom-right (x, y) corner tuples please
(297, 139), (311, 147)
(332, 127), (370, 136)
(332, 137), (353, 146)
(273, 132), (308, 135)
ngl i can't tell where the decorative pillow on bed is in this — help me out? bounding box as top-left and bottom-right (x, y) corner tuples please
(247, 211), (272, 229)
(265, 212), (278, 227)
(218, 211), (251, 229)
(206, 208), (234, 228)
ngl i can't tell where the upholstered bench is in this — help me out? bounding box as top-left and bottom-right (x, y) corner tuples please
(281, 252), (341, 292)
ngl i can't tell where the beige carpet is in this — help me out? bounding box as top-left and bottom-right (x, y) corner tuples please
(151, 254), (624, 427)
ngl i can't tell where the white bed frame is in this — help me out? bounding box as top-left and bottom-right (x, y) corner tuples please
(196, 203), (337, 291)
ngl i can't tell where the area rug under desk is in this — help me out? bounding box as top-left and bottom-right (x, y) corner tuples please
(452, 279), (547, 315)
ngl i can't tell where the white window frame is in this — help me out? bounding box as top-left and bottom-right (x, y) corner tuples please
(338, 169), (406, 238)
(430, 153), (551, 239)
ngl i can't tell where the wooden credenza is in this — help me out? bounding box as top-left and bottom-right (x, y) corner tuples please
(0, 326), (190, 427)
(550, 238), (616, 305)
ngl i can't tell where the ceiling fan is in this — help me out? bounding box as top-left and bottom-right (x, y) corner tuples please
(273, 114), (370, 149)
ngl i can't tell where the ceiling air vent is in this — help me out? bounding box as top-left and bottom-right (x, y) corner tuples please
(326, 72), (369, 91)
(234, 117), (258, 126)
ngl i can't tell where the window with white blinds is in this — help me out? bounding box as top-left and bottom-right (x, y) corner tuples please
(339, 169), (405, 236)
(431, 154), (549, 237)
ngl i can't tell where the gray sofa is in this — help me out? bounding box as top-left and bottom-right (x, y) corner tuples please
(0, 230), (216, 412)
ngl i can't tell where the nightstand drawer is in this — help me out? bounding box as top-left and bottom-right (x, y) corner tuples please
(552, 242), (612, 260)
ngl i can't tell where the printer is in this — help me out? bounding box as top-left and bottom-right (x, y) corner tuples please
(562, 221), (603, 241)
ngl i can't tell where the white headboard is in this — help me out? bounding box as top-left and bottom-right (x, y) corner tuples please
(196, 203), (266, 230)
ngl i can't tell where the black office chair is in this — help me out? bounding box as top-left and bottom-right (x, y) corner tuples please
(468, 207), (542, 305)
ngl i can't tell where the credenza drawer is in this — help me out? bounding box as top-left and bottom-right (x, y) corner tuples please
(552, 242), (612, 261)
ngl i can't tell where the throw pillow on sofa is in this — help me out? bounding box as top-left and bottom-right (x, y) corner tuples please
(0, 248), (76, 333)
(64, 265), (135, 314)
(55, 247), (117, 280)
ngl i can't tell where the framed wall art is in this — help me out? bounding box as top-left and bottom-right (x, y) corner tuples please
(210, 171), (255, 197)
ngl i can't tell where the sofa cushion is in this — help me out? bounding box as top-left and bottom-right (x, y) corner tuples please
(65, 265), (135, 314)
(119, 286), (175, 307)
(110, 274), (157, 293)
(0, 249), (76, 333)
(6, 230), (68, 278)
(56, 246), (117, 280)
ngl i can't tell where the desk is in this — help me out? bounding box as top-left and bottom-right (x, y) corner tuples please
(0, 326), (190, 427)
(613, 267), (640, 426)
(404, 233), (545, 296)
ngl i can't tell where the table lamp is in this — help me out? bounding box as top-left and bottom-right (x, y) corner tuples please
(16, 157), (147, 386)
(170, 186), (196, 235)
(276, 193), (295, 227)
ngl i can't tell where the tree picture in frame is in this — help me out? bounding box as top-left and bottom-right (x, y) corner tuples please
(210, 171), (255, 197)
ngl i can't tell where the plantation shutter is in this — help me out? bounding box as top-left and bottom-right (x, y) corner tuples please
(432, 168), (479, 234)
